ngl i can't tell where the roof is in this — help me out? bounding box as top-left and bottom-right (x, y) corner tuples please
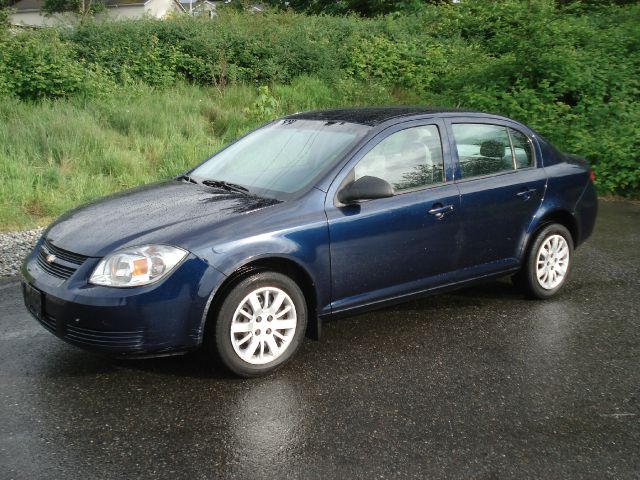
(12, 0), (150, 11)
(285, 107), (470, 127)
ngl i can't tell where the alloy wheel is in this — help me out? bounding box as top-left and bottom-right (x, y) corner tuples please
(535, 234), (570, 290)
(230, 286), (297, 365)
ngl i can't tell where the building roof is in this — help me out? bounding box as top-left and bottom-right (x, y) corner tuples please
(285, 107), (470, 127)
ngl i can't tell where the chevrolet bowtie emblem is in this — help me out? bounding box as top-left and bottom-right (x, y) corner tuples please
(46, 254), (56, 263)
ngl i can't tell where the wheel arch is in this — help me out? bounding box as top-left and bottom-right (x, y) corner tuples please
(534, 209), (579, 246)
(521, 209), (578, 262)
(200, 255), (320, 344)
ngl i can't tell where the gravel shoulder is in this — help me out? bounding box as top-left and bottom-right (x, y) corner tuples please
(0, 227), (44, 277)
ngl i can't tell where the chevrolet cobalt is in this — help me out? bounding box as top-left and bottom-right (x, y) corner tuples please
(22, 108), (598, 377)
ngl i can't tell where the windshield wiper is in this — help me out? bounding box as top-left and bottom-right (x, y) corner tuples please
(176, 174), (198, 185)
(201, 179), (250, 194)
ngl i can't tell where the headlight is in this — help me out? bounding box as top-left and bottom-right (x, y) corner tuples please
(89, 245), (188, 287)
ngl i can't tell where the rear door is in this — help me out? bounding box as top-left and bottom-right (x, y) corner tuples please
(325, 120), (461, 313)
(446, 119), (547, 276)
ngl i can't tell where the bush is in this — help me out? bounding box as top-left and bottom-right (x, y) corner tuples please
(0, 1), (638, 195)
(63, 13), (354, 86)
(0, 31), (111, 100)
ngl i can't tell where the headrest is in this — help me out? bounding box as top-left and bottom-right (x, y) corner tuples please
(479, 140), (505, 158)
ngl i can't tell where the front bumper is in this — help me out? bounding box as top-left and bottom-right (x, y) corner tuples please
(21, 245), (226, 356)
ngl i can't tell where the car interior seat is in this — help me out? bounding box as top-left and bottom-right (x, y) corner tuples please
(474, 139), (510, 176)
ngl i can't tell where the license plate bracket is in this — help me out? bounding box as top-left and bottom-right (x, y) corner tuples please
(23, 283), (44, 320)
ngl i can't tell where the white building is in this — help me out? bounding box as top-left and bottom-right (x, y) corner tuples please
(9, 0), (185, 27)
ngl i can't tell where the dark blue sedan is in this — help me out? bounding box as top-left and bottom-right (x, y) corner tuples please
(21, 108), (598, 376)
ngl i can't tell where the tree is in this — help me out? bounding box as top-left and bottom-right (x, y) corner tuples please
(265, 0), (448, 17)
(265, 0), (639, 16)
(41, 0), (105, 19)
(0, 0), (12, 29)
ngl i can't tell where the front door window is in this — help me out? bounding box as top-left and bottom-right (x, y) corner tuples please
(354, 125), (445, 192)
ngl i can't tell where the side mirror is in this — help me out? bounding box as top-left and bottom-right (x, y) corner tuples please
(338, 175), (394, 205)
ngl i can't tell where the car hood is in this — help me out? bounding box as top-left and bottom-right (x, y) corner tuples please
(44, 181), (281, 257)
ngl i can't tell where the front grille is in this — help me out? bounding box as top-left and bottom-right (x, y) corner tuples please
(42, 239), (89, 265)
(36, 239), (90, 280)
(37, 249), (76, 279)
(64, 325), (145, 349)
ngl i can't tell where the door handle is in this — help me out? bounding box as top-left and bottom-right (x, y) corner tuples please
(516, 187), (537, 199)
(428, 204), (454, 219)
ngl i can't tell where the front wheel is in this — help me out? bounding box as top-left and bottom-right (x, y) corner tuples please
(206, 271), (307, 377)
(514, 223), (574, 299)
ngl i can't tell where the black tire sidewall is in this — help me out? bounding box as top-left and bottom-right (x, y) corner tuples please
(212, 271), (308, 377)
(524, 223), (574, 299)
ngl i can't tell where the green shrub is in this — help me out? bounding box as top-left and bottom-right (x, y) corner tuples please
(63, 13), (353, 86)
(244, 85), (280, 121)
(0, 1), (638, 196)
(0, 31), (112, 100)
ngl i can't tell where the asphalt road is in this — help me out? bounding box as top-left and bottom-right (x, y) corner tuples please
(1, 200), (639, 479)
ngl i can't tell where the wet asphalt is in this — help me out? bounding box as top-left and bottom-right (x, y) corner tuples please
(1, 200), (639, 479)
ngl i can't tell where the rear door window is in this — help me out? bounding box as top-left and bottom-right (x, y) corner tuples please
(452, 124), (514, 179)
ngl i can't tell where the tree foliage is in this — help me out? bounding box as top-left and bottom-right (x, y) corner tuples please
(0, 0), (11, 29)
(264, 0), (636, 16)
(41, 0), (105, 16)
(264, 0), (446, 16)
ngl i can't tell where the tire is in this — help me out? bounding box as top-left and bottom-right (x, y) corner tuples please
(514, 223), (574, 299)
(205, 271), (307, 377)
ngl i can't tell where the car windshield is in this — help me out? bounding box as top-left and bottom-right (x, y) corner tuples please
(190, 119), (370, 198)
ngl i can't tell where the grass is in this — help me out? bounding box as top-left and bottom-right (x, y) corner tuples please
(0, 77), (401, 231)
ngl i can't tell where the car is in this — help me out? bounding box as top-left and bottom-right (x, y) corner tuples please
(21, 107), (598, 377)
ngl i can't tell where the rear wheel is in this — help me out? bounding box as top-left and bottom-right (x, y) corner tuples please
(514, 223), (574, 299)
(206, 271), (307, 377)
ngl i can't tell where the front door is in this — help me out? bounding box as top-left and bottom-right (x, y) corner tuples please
(325, 122), (461, 313)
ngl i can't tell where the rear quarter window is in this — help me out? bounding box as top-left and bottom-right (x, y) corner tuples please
(509, 128), (534, 168)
